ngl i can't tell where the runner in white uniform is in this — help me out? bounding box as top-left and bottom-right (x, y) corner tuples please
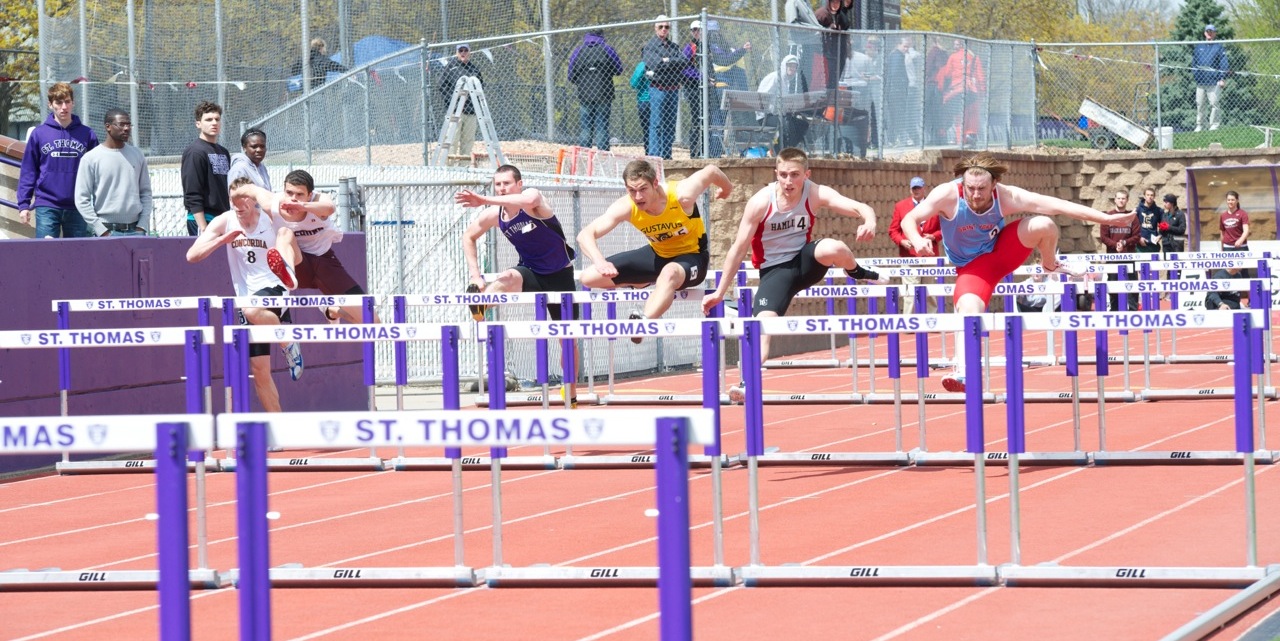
(702, 147), (879, 402)
(187, 176), (303, 412)
(243, 170), (372, 323)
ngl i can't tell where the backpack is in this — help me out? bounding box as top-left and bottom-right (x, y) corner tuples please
(570, 43), (615, 104)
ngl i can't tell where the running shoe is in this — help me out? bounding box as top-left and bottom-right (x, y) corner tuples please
(266, 249), (297, 290)
(848, 265), (886, 284)
(629, 311), (646, 344)
(282, 341), (304, 381)
(727, 381), (746, 405)
(465, 282), (489, 322)
(559, 385), (578, 409)
(1045, 260), (1091, 278)
(940, 370), (966, 393)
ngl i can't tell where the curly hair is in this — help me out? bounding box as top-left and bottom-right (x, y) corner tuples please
(952, 152), (1007, 182)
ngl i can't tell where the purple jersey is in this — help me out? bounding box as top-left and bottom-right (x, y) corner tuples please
(499, 208), (574, 274)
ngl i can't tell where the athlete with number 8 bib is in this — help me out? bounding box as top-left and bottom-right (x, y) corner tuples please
(186, 176), (304, 411)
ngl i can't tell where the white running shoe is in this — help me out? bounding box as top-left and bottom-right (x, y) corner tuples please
(727, 382), (746, 404)
(282, 342), (304, 381)
(1045, 260), (1091, 278)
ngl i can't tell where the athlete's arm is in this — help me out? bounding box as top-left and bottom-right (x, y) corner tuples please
(1001, 184), (1134, 226)
(185, 214), (238, 263)
(576, 196), (633, 275)
(455, 187), (550, 217)
(703, 189), (769, 315)
(674, 165), (733, 209)
(813, 184), (876, 241)
(282, 191), (336, 220)
(901, 183), (955, 256)
(232, 183), (285, 221)
(461, 207), (501, 287)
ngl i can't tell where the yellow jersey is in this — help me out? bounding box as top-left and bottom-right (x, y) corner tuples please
(630, 181), (706, 258)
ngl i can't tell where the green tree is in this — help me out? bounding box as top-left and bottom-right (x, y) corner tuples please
(0, 0), (73, 137)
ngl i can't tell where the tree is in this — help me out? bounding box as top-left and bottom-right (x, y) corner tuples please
(0, 0), (73, 137)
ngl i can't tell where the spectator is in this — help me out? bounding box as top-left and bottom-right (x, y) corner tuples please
(641, 15), (685, 159)
(74, 108), (152, 237)
(814, 0), (852, 93)
(1205, 267), (1244, 310)
(701, 21), (752, 156)
(180, 100), (231, 236)
(1160, 193), (1187, 253)
(757, 54), (810, 151)
(567, 29), (622, 151)
(17, 81), (99, 238)
(1097, 190), (1139, 310)
(438, 43), (484, 158)
(1219, 190), (1249, 252)
(227, 128), (271, 191)
(1192, 24), (1228, 132)
(885, 35), (920, 147)
(1134, 187), (1162, 252)
(889, 176), (941, 313)
(708, 20), (750, 92)
(842, 36), (883, 153)
(681, 21), (717, 158)
(923, 38), (949, 145)
(1015, 273), (1052, 313)
(630, 61), (651, 153)
(937, 38), (985, 146)
(291, 38), (348, 90)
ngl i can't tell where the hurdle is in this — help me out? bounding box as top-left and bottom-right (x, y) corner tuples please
(50, 296), (220, 473)
(218, 294), (386, 472)
(0, 413), (219, 601)
(737, 315), (998, 586)
(1003, 311), (1270, 587)
(222, 318), (501, 470)
(406, 290), (604, 408)
(223, 408), (722, 602)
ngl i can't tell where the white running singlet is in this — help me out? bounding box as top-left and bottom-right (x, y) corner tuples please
(750, 180), (815, 269)
(277, 193), (342, 255)
(224, 208), (283, 295)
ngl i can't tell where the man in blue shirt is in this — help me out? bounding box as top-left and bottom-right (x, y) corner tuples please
(1192, 24), (1228, 132)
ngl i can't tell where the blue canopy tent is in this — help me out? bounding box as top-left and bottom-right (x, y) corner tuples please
(287, 35), (419, 92)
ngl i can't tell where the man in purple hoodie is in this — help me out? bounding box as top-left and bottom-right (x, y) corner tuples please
(17, 82), (99, 238)
(567, 29), (622, 151)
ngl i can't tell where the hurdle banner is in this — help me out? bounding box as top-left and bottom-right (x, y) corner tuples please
(0, 326), (217, 474)
(225, 411), (731, 599)
(0, 415), (221, 596)
(219, 321), (466, 472)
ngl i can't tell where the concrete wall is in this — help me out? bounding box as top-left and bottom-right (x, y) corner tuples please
(1, 235), (370, 473)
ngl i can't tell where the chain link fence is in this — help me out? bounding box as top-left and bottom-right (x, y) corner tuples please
(1035, 38), (1280, 146)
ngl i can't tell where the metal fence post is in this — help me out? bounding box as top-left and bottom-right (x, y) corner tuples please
(1153, 43), (1163, 130)
(421, 40), (430, 166)
(364, 69), (373, 166)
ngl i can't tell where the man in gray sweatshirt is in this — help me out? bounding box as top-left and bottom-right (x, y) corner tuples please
(74, 108), (152, 236)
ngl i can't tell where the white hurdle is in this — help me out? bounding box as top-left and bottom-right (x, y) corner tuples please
(50, 296), (221, 473)
(220, 408), (729, 596)
(0, 413), (221, 594)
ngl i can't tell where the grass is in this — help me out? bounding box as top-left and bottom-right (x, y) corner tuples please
(1041, 125), (1266, 150)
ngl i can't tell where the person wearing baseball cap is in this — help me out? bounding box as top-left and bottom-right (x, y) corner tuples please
(889, 176), (940, 312)
(1192, 23), (1228, 131)
(438, 43), (484, 157)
